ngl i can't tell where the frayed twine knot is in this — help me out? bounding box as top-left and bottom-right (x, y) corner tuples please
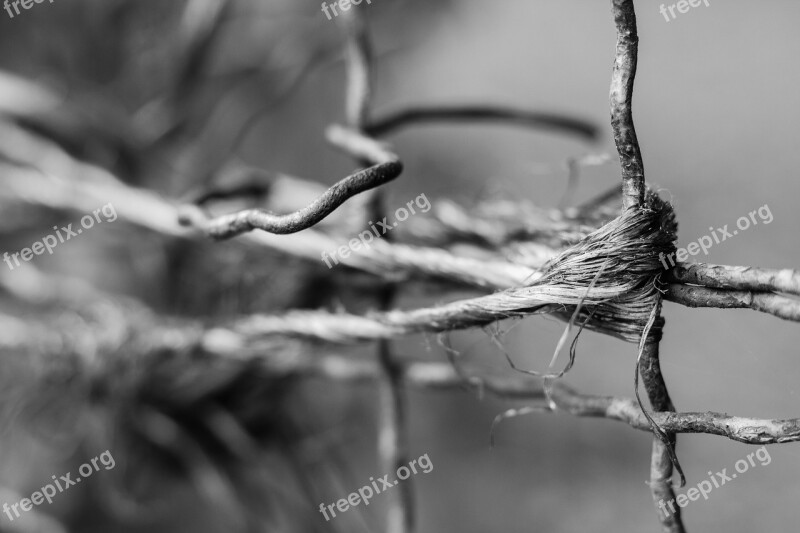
(538, 188), (677, 343)
(231, 188), (678, 345)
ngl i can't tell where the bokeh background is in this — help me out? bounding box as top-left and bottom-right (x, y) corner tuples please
(1, 1), (799, 532)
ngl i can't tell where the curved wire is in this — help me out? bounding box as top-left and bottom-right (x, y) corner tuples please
(178, 127), (401, 239)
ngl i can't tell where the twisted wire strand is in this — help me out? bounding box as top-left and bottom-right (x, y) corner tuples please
(1, 132), (798, 321)
(227, 189), (676, 344)
(2, 269), (799, 448)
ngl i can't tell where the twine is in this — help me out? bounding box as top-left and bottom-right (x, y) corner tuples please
(226, 189), (677, 345)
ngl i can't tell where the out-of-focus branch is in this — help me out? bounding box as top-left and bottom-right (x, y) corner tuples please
(367, 106), (599, 141)
(337, 9), (412, 533)
(174, 0), (234, 100)
(0, 71), (142, 172)
(0, 143), (538, 290)
(341, 10), (373, 130)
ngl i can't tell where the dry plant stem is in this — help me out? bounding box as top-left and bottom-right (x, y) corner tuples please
(340, 10), (412, 533)
(2, 5), (798, 531)
(287, 357), (800, 444)
(7, 153), (800, 327)
(545, 383), (800, 444)
(609, 2), (682, 529)
(665, 285), (800, 322)
(180, 163), (615, 247)
(7, 262), (799, 452)
(143, 0), (233, 148)
(232, 298), (595, 343)
(178, 154), (402, 238)
(5, 284), (800, 448)
(367, 106), (598, 140)
(175, 21), (401, 242)
(8, 130), (799, 322)
(610, 0), (645, 210)
(0, 151), (539, 289)
(669, 262), (800, 297)
(640, 338), (684, 533)
(3, 263), (799, 450)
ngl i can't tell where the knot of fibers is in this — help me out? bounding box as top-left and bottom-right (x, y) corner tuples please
(231, 190), (678, 345)
(533, 188), (677, 342)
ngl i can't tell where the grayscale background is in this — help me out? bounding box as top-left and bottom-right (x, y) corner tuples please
(0, 1), (798, 532)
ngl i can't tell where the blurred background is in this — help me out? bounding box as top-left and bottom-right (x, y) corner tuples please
(0, 0), (799, 532)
